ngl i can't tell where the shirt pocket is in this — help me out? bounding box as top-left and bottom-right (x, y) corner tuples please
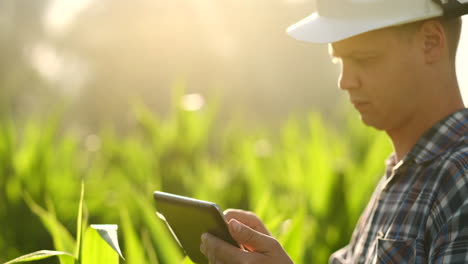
(374, 237), (416, 264)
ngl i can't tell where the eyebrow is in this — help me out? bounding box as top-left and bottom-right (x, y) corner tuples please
(328, 42), (383, 59)
(329, 49), (380, 60)
(329, 46), (352, 59)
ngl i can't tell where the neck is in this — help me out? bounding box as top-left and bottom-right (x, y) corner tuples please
(387, 77), (464, 162)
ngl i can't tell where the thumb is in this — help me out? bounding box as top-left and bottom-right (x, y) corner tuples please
(229, 219), (278, 253)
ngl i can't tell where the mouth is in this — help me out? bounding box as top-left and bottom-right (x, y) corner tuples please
(351, 100), (371, 110)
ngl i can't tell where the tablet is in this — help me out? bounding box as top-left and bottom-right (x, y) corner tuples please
(153, 191), (239, 264)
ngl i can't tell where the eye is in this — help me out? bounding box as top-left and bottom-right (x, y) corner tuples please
(353, 56), (378, 65)
(350, 57), (377, 68)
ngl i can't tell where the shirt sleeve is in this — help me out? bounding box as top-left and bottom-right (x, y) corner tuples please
(329, 246), (350, 264)
(428, 162), (468, 263)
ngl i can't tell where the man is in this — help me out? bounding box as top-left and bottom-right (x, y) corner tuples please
(200, 0), (468, 263)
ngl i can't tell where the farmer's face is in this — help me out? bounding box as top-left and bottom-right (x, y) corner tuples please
(330, 27), (424, 131)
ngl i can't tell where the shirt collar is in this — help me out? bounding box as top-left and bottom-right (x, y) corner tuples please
(404, 108), (468, 164)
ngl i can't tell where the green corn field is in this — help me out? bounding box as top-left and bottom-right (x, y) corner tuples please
(0, 95), (392, 264)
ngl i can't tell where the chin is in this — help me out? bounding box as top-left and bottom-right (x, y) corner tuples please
(360, 115), (386, 131)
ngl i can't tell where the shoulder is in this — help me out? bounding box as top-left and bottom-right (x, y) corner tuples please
(426, 137), (468, 232)
(438, 136), (468, 178)
(425, 139), (468, 260)
(433, 135), (468, 194)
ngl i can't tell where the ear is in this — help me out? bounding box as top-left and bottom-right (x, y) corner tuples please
(419, 20), (447, 64)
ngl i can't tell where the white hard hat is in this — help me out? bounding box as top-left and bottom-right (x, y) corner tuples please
(286, 0), (444, 44)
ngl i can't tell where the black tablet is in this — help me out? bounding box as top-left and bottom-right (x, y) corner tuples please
(153, 191), (239, 264)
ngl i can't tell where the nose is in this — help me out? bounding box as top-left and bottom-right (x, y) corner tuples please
(338, 63), (360, 91)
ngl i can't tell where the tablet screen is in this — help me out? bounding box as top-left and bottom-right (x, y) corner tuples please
(154, 191), (239, 264)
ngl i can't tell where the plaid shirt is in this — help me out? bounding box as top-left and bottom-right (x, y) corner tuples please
(330, 109), (468, 264)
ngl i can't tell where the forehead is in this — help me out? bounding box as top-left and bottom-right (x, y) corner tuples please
(329, 27), (399, 57)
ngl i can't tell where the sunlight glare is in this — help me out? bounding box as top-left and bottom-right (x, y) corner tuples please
(182, 93), (205, 111)
(188, 1), (238, 58)
(282, 0), (308, 4)
(457, 16), (468, 104)
(30, 42), (62, 82)
(44, 0), (94, 35)
(28, 41), (90, 96)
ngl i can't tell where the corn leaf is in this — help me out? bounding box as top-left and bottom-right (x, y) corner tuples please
(81, 225), (123, 264)
(74, 181), (85, 259)
(23, 194), (75, 264)
(120, 209), (147, 263)
(2, 250), (74, 264)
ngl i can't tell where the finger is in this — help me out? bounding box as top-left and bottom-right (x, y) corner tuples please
(224, 209), (271, 236)
(228, 219), (279, 253)
(201, 233), (249, 264)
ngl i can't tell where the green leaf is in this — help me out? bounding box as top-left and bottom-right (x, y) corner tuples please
(23, 194), (76, 264)
(278, 208), (309, 263)
(81, 225), (123, 264)
(3, 250), (74, 264)
(74, 181), (85, 259)
(132, 191), (183, 263)
(120, 209), (147, 263)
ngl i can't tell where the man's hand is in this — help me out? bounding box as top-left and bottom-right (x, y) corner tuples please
(200, 209), (293, 264)
(224, 209), (271, 237)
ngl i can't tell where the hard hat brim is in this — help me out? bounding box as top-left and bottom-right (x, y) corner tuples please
(286, 11), (443, 44)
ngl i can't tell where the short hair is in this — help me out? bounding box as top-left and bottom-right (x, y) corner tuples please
(395, 17), (462, 63)
(441, 17), (463, 62)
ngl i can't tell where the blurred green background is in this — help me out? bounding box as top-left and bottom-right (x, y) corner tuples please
(1, 0), (467, 263)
